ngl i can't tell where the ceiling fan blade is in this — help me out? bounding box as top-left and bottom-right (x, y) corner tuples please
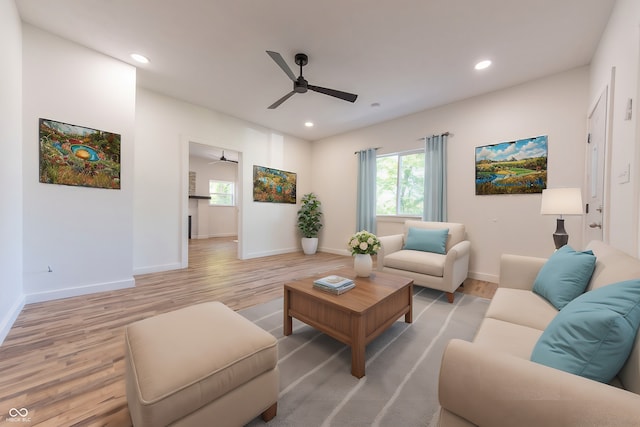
(266, 51), (297, 82)
(268, 91), (296, 109)
(308, 85), (358, 103)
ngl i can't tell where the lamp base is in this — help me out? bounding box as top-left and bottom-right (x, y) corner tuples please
(553, 218), (569, 249)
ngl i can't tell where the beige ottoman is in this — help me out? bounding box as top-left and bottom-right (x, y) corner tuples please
(125, 302), (278, 427)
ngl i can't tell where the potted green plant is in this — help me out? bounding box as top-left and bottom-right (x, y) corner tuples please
(297, 193), (323, 254)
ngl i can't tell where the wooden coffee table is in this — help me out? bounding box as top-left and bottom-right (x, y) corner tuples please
(283, 269), (413, 378)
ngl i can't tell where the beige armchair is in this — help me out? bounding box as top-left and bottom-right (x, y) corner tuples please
(376, 220), (470, 302)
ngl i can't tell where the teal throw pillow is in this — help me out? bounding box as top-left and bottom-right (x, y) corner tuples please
(531, 279), (640, 383)
(532, 245), (596, 310)
(403, 227), (449, 254)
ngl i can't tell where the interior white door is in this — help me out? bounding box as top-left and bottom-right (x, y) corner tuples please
(584, 88), (607, 243)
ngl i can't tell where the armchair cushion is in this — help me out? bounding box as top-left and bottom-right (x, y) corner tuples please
(531, 279), (640, 383)
(403, 227), (449, 254)
(532, 245), (596, 310)
(383, 250), (445, 277)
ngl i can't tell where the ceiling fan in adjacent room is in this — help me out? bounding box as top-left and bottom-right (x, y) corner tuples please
(208, 151), (238, 164)
(266, 51), (358, 109)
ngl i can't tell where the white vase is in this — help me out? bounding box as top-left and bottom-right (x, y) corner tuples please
(301, 237), (318, 255)
(354, 253), (373, 277)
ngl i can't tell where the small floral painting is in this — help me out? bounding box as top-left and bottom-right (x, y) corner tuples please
(39, 118), (121, 189)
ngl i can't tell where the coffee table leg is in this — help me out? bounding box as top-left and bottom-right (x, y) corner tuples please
(351, 315), (365, 378)
(405, 284), (413, 323)
(283, 288), (292, 336)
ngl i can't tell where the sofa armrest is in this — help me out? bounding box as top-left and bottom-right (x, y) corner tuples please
(439, 339), (640, 427)
(377, 234), (404, 271)
(499, 254), (547, 290)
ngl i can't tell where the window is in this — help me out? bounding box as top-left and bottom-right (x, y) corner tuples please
(376, 151), (424, 215)
(209, 180), (235, 206)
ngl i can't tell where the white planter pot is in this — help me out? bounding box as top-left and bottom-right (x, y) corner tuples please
(301, 237), (319, 255)
(354, 253), (373, 277)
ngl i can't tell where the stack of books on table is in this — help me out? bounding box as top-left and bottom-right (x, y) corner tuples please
(313, 275), (355, 295)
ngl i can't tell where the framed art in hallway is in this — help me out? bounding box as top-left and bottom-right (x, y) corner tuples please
(38, 118), (121, 189)
(475, 135), (547, 195)
(252, 165), (297, 203)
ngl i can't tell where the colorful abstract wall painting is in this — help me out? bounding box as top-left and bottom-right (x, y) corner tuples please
(39, 118), (121, 189)
(253, 165), (296, 204)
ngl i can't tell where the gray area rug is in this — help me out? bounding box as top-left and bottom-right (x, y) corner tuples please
(242, 287), (489, 427)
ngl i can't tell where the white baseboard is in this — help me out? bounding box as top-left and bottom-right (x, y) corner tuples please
(242, 247), (299, 259)
(0, 295), (26, 346)
(318, 247), (351, 257)
(192, 233), (236, 239)
(25, 277), (135, 304)
(133, 262), (183, 275)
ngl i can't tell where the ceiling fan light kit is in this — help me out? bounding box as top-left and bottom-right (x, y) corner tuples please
(266, 51), (358, 109)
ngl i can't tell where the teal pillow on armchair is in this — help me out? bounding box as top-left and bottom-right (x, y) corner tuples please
(403, 227), (449, 254)
(532, 245), (596, 310)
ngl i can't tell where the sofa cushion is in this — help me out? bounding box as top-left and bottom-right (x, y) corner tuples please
(382, 249), (445, 277)
(485, 288), (558, 331)
(531, 279), (640, 383)
(403, 227), (448, 254)
(474, 318), (544, 360)
(586, 240), (640, 292)
(532, 245), (596, 310)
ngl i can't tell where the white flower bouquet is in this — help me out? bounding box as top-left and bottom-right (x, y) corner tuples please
(348, 230), (381, 255)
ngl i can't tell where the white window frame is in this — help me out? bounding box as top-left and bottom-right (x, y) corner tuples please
(376, 149), (425, 217)
(208, 179), (235, 206)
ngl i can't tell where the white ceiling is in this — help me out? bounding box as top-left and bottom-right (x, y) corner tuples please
(17, 0), (615, 141)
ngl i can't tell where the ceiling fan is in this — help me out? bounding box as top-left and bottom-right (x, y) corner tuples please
(266, 51), (358, 109)
(208, 151), (238, 164)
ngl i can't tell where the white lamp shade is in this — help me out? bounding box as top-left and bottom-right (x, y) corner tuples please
(540, 188), (583, 215)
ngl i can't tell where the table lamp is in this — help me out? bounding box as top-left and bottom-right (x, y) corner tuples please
(540, 188), (583, 249)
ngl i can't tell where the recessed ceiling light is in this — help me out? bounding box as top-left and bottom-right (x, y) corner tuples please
(130, 53), (150, 64)
(475, 60), (492, 70)
(304, 121), (314, 127)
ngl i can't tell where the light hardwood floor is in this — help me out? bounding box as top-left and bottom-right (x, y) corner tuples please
(0, 237), (497, 426)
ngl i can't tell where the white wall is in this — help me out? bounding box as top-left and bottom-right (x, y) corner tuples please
(0, 0), (24, 343)
(188, 155), (238, 239)
(589, 0), (640, 256)
(133, 89), (311, 273)
(22, 26), (136, 302)
(313, 67), (590, 282)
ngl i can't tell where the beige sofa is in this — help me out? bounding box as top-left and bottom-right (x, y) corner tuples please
(438, 240), (640, 426)
(377, 220), (470, 302)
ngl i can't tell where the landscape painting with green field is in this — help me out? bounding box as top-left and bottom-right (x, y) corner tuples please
(475, 135), (547, 195)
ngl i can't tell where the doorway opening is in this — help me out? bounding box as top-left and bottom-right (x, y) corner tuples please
(186, 141), (241, 265)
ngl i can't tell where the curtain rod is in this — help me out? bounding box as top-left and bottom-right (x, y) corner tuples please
(353, 147), (381, 155)
(417, 131), (451, 141)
